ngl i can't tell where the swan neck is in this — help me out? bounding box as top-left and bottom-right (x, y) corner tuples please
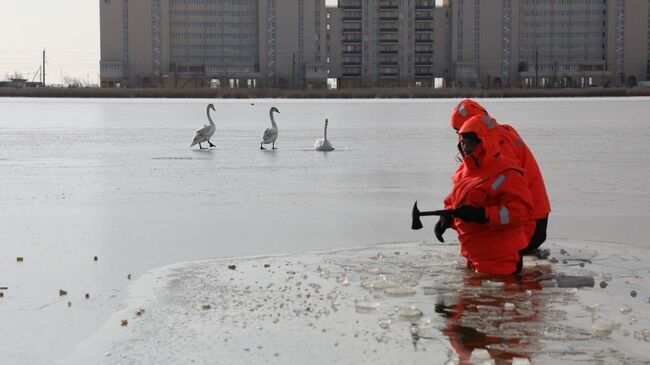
(270, 110), (277, 128)
(207, 106), (215, 125)
(324, 122), (328, 140)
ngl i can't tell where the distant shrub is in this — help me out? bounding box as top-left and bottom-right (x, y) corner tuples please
(1, 86), (649, 99)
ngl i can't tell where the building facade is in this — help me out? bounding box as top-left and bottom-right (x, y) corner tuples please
(101, 0), (650, 89)
(100, 0), (327, 88)
(335, 0), (444, 88)
(446, 0), (649, 88)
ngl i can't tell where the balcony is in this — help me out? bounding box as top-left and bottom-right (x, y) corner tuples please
(340, 2), (361, 9)
(379, 50), (399, 55)
(415, 62), (432, 66)
(379, 5), (398, 9)
(415, 27), (433, 32)
(380, 61), (399, 66)
(380, 16), (399, 21)
(415, 50), (433, 54)
(415, 38), (433, 43)
(415, 72), (434, 77)
(343, 61), (362, 66)
(342, 72), (362, 77)
(380, 27), (398, 32)
(379, 38), (399, 43)
(343, 16), (362, 21)
(415, 5), (435, 9)
(415, 16), (434, 21)
(343, 28), (362, 32)
(380, 73), (399, 77)
(343, 38), (362, 43)
(343, 50), (362, 55)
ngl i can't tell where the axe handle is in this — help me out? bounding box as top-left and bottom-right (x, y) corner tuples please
(418, 209), (457, 217)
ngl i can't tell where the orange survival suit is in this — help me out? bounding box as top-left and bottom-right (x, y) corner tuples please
(443, 115), (534, 275)
(451, 99), (550, 253)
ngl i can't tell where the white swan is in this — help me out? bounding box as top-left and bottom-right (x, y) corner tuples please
(260, 107), (280, 149)
(314, 118), (334, 151)
(190, 103), (216, 149)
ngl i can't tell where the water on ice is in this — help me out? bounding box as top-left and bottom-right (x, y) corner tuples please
(67, 239), (650, 364)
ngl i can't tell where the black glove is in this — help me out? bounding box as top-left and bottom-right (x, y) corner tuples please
(434, 214), (452, 242)
(453, 205), (487, 223)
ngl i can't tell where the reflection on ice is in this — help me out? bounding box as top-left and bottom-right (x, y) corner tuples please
(70, 239), (650, 364)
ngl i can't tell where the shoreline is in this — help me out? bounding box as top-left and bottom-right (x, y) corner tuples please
(2, 86), (650, 99)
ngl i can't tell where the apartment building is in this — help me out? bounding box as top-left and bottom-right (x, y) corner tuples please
(101, 0), (649, 89)
(447, 0), (649, 88)
(334, 0), (444, 88)
(100, 0), (327, 88)
(331, 0), (649, 88)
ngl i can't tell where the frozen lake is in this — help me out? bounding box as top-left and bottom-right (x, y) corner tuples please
(1, 97), (649, 363)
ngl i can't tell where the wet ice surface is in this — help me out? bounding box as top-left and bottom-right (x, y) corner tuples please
(69, 239), (650, 364)
(1, 97), (650, 363)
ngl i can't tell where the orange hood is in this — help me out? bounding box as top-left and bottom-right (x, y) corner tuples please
(457, 114), (500, 168)
(450, 99), (488, 130)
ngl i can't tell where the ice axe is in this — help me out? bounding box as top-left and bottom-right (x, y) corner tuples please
(411, 201), (457, 230)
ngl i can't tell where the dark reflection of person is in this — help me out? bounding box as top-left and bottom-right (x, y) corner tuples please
(436, 268), (551, 364)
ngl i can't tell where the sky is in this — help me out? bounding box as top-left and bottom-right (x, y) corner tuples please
(0, 1), (101, 85)
(0, 0), (338, 85)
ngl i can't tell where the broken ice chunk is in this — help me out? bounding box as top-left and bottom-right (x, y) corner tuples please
(511, 358), (531, 365)
(556, 275), (594, 288)
(398, 305), (423, 321)
(592, 319), (615, 337)
(377, 318), (392, 330)
(469, 348), (494, 364)
(384, 287), (416, 297)
(355, 299), (380, 312)
(481, 280), (504, 288)
(619, 304), (633, 314)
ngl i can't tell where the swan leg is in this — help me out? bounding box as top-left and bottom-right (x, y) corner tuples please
(260, 142), (265, 150)
(208, 140), (216, 147)
(199, 142), (205, 149)
(272, 142), (276, 149)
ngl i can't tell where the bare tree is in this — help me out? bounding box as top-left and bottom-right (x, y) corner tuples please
(5, 71), (24, 81)
(62, 76), (85, 88)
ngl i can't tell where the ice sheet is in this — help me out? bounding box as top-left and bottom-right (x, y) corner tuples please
(1, 97), (649, 363)
(67, 239), (650, 364)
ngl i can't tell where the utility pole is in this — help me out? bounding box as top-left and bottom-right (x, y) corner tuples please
(42, 49), (46, 86)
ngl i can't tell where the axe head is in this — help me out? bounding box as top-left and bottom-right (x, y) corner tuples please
(411, 201), (423, 230)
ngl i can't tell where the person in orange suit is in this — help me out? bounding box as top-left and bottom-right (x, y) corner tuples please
(449, 99), (550, 255)
(436, 115), (534, 275)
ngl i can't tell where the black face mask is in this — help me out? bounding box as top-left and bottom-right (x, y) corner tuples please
(458, 132), (481, 157)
